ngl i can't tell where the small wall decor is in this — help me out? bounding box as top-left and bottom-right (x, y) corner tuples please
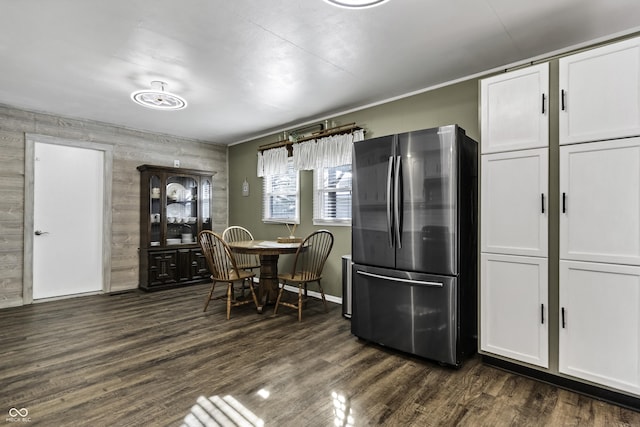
(242, 178), (249, 197)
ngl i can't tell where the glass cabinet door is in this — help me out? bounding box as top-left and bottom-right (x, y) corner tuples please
(201, 178), (212, 231)
(150, 175), (161, 247)
(166, 175), (198, 245)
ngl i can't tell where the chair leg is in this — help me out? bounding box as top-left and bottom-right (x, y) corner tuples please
(203, 282), (216, 312)
(274, 281), (286, 315)
(247, 278), (259, 309)
(317, 280), (328, 313)
(298, 284), (303, 322)
(226, 283), (232, 320)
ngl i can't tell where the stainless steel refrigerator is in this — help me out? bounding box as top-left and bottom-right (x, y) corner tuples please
(351, 125), (477, 367)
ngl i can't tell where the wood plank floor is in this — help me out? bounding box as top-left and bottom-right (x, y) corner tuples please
(1, 284), (639, 426)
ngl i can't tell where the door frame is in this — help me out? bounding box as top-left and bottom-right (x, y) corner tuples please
(23, 134), (113, 304)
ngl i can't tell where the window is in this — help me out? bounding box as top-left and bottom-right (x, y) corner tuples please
(313, 164), (352, 226)
(262, 159), (299, 224)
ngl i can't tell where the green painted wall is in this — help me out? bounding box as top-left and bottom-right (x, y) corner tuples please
(228, 77), (481, 299)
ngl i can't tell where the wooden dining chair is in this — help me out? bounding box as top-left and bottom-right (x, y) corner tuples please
(222, 226), (261, 298)
(222, 226), (260, 271)
(198, 230), (259, 319)
(274, 230), (334, 321)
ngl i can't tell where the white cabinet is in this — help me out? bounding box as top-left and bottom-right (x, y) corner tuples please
(481, 253), (548, 368)
(559, 36), (640, 145)
(480, 63), (549, 153)
(481, 149), (548, 257)
(560, 137), (640, 266)
(480, 65), (549, 368)
(559, 137), (640, 396)
(559, 260), (640, 395)
(479, 35), (640, 401)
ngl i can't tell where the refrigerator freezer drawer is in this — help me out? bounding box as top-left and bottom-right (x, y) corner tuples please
(351, 264), (462, 366)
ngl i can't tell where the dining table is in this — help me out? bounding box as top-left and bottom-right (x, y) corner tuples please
(227, 240), (301, 313)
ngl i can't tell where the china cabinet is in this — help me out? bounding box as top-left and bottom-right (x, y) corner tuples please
(137, 164), (215, 291)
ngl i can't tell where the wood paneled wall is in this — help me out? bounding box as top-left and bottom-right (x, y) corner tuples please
(0, 105), (228, 308)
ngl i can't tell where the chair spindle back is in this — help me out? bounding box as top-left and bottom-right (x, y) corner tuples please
(290, 230), (334, 281)
(198, 231), (238, 281)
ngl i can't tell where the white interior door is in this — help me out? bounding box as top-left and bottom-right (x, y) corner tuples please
(33, 142), (104, 299)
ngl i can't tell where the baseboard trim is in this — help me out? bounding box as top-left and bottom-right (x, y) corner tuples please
(482, 355), (640, 412)
(0, 297), (25, 309)
(33, 291), (103, 304)
(249, 277), (342, 304)
(281, 284), (342, 304)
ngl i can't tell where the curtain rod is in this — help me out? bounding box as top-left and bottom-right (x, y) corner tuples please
(258, 123), (362, 153)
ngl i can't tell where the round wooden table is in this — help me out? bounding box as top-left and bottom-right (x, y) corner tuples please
(227, 240), (300, 313)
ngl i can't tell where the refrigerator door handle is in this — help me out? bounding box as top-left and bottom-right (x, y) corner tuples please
(394, 155), (402, 249)
(356, 270), (444, 287)
(386, 156), (394, 247)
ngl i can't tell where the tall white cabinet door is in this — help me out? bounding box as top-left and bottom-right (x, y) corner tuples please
(481, 253), (548, 368)
(481, 149), (548, 257)
(559, 36), (640, 145)
(559, 260), (640, 395)
(560, 137), (640, 265)
(481, 63), (549, 153)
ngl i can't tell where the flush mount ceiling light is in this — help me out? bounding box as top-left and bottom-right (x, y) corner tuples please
(324, 0), (389, 8)
(131, 81), (187, 111)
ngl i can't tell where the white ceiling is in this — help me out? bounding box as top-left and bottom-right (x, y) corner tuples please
(1, 0), (639, 144)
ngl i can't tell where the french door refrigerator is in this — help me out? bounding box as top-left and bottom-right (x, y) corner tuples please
(351, 125), (478, 367)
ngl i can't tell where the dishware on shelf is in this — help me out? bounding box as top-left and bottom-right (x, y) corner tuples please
(167, 217), (176, 223)
(167, 238), (181, 245)
(150, 241), (160, 246)
(181, 233), (193, 243)
(151, 187), (160, 198)
(166, 183), (187, 201)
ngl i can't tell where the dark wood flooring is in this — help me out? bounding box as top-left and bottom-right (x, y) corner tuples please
(1, 284), (639, 426)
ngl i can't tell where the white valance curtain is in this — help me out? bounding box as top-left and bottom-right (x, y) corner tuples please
(257, 128), (364, 176)
(256, 146), (288, 177)
(292, 128), (365, 171)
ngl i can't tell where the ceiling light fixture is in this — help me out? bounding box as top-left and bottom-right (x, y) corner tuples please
(131, 81), (187, 111)
(324, 0), (390, 8)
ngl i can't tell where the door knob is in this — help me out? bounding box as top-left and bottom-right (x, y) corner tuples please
(34, 230), (49, 236)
